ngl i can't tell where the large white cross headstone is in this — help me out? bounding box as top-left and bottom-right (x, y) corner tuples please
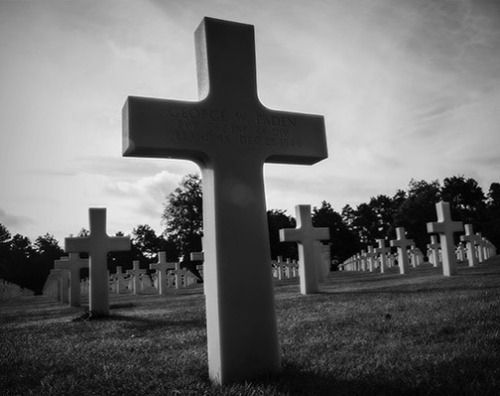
(54, 253), (89, 307)
(122, 18), (327, 384)
(65, 208), (131, 316)
(426, 201), (463, 276)
(390, 227), (414, 275)
(279, 205), (330, 295)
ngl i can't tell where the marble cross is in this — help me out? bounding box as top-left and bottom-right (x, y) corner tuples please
(122, 17), (327, 383)
(65, 208), (130, 316)
(280, 205), (330, 294)
(54, 253), (89, 307)
(427, 201), (463, 276)
(390, 227), (414, 275)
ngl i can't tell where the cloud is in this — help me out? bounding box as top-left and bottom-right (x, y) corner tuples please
(0, 208), (34, 230)
(104, 170), (191, 224)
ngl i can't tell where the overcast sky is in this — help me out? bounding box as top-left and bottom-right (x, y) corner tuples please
(1, 0), (499, 242)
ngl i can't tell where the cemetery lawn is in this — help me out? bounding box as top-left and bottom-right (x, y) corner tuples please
(1, 260), (500, 396)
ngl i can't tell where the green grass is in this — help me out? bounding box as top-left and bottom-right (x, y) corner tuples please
(1, 259), (500, 395)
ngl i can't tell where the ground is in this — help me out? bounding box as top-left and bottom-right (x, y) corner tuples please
(1, 258), (500, 395)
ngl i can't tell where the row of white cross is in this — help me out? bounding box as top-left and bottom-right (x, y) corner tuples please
(341, 244), (426, 272)
(271, 257), (299, 280)
(340, 201), (497, 276)
(0, 279), (34, 301)
(48, 203), (329, 316)
(271, 241), (331, 282)
(42, 252), (202, 306)
(44, 236), (333, 308)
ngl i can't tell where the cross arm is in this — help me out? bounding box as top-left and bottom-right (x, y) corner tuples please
(261, 108), (327, 165)
(65, 237), (91, 254)
(123, 96), (211, 164)
(54, 260), (70, 270)
(279, 228), (302, 243)
(107, 236), (131, 253)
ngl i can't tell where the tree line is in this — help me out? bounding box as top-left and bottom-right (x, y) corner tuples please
(1, 173), (499, 293)
(162, 174), (500, 266)
(0, 225), (174, 294)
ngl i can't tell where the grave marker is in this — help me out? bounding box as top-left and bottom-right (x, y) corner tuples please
(390, 227), (414, 275)
(360, 250), (367, 271)
(456, 242), (465, 262)
(427, 235), (440, 267)
(65, 208), (131, 316)
(366, 245), (377, 272)
(427, 201), (463, 276)
(127, 260), (147, 294)
(149, 252), (176, 294)
(280, 205), (330, 294)
(122, 17), (327, 383)
(476, 233), (485, 262)
(374, 239), (389, 273)
(54, 253), (89, 307)
(45, 269), (70, 303)
(111, 266), (127, 294)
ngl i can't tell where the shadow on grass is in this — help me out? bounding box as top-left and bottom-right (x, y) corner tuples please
(71, 310), (206, 330)
(245, 356), (500, 396)
(316, 283), (500, 297)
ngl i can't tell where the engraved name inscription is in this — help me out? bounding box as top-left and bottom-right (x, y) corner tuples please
(165, 106), (301, 149)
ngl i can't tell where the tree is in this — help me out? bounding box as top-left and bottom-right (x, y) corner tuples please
(33, 233), (63, 257)
(31, 233), (65, 293)
(392, 189), (407, 210)
(0, 223), (10, 243)
(132, 224), (162, 259)
(5, 234), (35, 291)
(393, 179), (441, 251)
(341, 204), (356, 230)
(0, 224), (11, 278)
(77, 228), (90, 237)
(483, 182), (500, 249)
(162, 173), (203, 263)
(368, 195), (396, 240)
(352, 203), (379, 245)
(267, 209), (296, 260)
(130, 224), (176, 265)
(487, 182), (500, 209)
(312, 201), (359, 265)
(441, 175), (485, 224)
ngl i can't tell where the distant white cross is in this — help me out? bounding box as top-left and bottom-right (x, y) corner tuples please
(476, 232), (486, 262)
(390, 227), (414, 275)
(366, 245), (378, 272)
(427, 201), (463, 276)
(427, 235), (440, 267)
(54, 253), (89, 307)
(46, 269), (70, 303)
(126, 260), (147, 294)
(374, 239), (389, 273)
(65, 208), (131, 316)
(279, 205), (329, 294)
(149, 251), (176, 294)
